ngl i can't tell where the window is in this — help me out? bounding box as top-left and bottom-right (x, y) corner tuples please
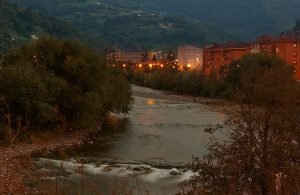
(293, 61), (297, 66)
(294, 52), (297, 57)
(294, 43), (297, 48)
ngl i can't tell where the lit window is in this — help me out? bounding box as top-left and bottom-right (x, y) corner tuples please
(294, 43), (297, 48)
(294, 52), (297, 57)
(293, 61), (297, 66)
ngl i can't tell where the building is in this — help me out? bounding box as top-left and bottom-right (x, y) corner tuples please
(107, 51), (144, 63)
(251, 32), (300, 80)
(178, 45), (203, 70)
(203, 42), (251, 76)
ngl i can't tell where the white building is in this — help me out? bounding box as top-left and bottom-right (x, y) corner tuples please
(178, 45), (203, 70)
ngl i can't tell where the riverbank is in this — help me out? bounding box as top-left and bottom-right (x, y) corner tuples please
(0, 130), (89, 194)
(0, 85), (227, 194)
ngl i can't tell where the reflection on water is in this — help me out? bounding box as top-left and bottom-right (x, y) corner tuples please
(147, 98), (156, 106)
(34, 95), (224, 194)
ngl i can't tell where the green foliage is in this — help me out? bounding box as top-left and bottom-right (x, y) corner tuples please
(225, 54), (290, 91)
(0, 67), (59, 128)
(0, 36), (132, 141)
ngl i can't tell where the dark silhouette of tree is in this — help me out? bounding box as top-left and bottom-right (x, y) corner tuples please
(152, 54), (157, 61)
(179, 54), (300, 194)
(293, 20), (300, 32)
(0, 36), (132, 142)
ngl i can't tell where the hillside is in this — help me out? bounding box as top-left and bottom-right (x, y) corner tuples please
(0, 2), (105, 54)
(8, 0), (233, 50)
(104, 0), (300, 39)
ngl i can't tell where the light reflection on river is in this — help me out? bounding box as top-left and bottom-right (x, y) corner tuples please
(95, 96), (223, 164)
(34, 93), (224, 194)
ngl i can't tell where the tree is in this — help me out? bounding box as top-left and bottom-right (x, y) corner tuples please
(0, 67), (60, 143)
(293, 20), (300, 32)
(0, 36), (132, 141)
(166, 49), (176, 61)
(179, 54), (300, 194)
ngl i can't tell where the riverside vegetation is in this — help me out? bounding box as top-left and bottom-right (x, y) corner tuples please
(0, 36), (132, 144)
(176, 55), (300, 194)
(131, 54), (295, 99)
(0, 36), (132, 194)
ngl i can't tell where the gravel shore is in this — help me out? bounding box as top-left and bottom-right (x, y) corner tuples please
(0, 131), (88, 194)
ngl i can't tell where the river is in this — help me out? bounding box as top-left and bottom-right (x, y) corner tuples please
(33, 86), (225, 194)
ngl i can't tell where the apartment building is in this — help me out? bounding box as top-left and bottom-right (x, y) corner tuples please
(251, 32), (300, 80)
(203, 42), (251, 75)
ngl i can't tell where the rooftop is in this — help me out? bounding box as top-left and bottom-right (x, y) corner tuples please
(257, 31), (300, 43)
(205, 41), (250, 50)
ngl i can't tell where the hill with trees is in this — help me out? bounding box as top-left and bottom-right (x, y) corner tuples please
(104, 0), (300, 39)
(8, 0), (233, 50)
(0, 1), (105, 54)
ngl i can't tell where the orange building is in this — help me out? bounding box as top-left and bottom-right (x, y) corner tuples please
(203, 42), (251, 76)
(251, 32), (300, 80)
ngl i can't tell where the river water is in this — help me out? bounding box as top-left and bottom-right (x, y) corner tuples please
(33, 86), (224, 194)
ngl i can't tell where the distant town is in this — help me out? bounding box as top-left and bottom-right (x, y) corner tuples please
(107, 31), (300, 80)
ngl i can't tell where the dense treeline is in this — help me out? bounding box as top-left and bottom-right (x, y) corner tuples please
(132, 70), (227, 98)
(9, 0), (231, 50)
(0, 36), (132, 143)
(131, 54), (294, 100)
